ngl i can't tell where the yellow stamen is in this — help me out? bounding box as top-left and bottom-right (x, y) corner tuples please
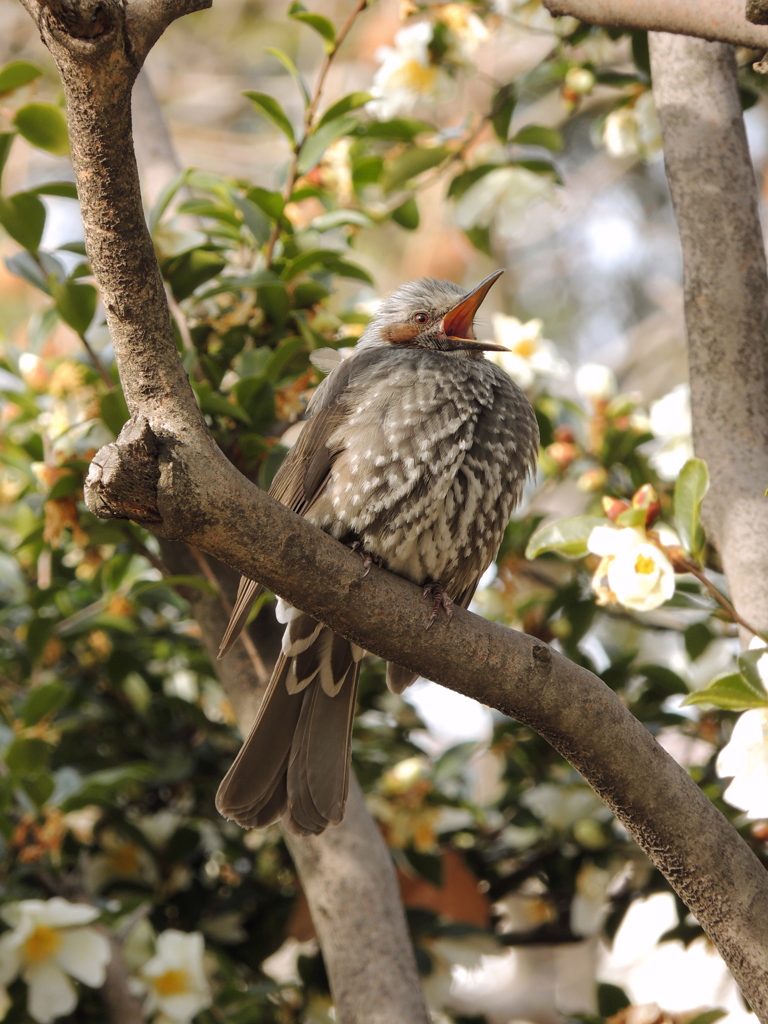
(24, 925), (62, 964)
(154, 969), (190, 997)
(391, 60), (437, 94)
(513, 339), (537, 358)
(634, 553), (656, 575)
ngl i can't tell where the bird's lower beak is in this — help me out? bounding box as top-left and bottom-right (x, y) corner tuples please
(441, 269), (508, 351)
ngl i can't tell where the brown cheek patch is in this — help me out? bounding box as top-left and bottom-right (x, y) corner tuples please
(382, 323), (421, 345)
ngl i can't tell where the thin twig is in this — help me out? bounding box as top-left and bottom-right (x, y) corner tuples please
(678, 557), (766, 639)
(263, 0), (369, 267)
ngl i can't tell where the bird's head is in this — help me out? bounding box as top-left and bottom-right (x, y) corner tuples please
(358, 270), (508, 357)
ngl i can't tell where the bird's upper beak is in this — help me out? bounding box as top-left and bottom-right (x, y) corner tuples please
(441, 269), (508, 352)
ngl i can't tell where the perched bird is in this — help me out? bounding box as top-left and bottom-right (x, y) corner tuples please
(216, 270), (539, 836)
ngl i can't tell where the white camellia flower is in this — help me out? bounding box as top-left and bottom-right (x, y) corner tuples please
(587, 525), (675, 612)
(137, 930), (212, 1023)
(453, 166), (556, 240)
(716, 708), (768, 818)
(602, 92), (661, 160)
(648, 383), (693, 481)
(716, 637), (768, 819)
(486, 315), (567, 390)
(0, 898), (111, 1024)
(570, 863), (612, 937)
(574, 362), (617, 403)
(367, 22), (454, 120)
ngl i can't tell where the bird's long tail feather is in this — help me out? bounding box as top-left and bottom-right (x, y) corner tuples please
(216, 610), (363, 835)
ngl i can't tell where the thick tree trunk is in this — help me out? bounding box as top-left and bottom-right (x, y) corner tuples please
(650, 34), (768, 640)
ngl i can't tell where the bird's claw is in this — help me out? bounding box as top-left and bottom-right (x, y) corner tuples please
(423, 581), (454, 629)
(349, 540), (383, 578)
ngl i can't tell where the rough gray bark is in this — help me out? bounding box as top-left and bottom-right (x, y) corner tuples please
(650, 34), (768, 641)
(543, 0), (768, 48)
(18, 0), (768, 1017)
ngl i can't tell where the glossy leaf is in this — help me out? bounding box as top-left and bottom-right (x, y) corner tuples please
(0, 192), (46, 253)
(264, 48), (310, 107)
(21, 681), (69, 726)
(297, 115), (358, 174)
(0, 132), (14, 180)
(491, 83), (517, 141)
(5, 737), (52, 774)
(14, 102), (69, 155)
(244, 91), (296, 145)
(318, 92), (372, 129)
(50, 279), (97, 335)
(289, 5), (336, 51)
(0, 60), (43, 96)
(391, 197), (419, 230)
(525, 516), (605, 560)
(513, 125), (564, 152)
(246, 186), (285, 221)
(682, 671), (768, 710)
(737, 648), (768, 697)
(381, 145), (450, 191)
(674, 457), (709, 558)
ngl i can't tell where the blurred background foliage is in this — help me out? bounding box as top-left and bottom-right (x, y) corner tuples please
(1, 1), (767, 1022)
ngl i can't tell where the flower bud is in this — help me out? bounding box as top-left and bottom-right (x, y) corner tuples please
(632, 483), (661, 526)
(564, 67), (595, 96)
(602, 496), (631, 523)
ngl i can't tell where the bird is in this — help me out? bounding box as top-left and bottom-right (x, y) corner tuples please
(215, 270), (539, 836)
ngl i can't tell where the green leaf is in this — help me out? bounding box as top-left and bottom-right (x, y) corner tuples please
(737, 648), (768, 697)
(21, 681), (70, 726)
(167, 248), (227, 301)
(297, 115), (358, 174)
(232, 193), (270, 245)
(318, 92), (373, 129)
(148, 168), (190, 232)
(615, 506), (647, 528)
(101, 387), (130, 437)
(491, 83), (517, 142)
(14, 102), (69, 155)
(391, 196), (419, 230)
(447, 164), (499, 199)
(244, 91), (296, 144)
(358, 118), (435, 141)
(4, 737), (52, 775)
(30, 180), (79, 199)
(512, 125), (564, 151)
(193, 383), (251, 424)
(686, 1010), (727, 1024)
(597, 983), (630, 1018)
(0, 132), (14, 180)
(525, 516), (606, 560)
(245, 186), (285, 221)
(264, 47), (311, 106)
(289, 6), (336, 51)
(682, 671), (768, 710)
(0, 60), (43, 95)
(21, 773), (55, 808)
(381, 145), (450, 191)
(0, 192), (46, 252)
(48, 473), (82, 500)
(309, 208), (373, 231)
(674, 457), (709, 558)
(50, 279), (97, 335)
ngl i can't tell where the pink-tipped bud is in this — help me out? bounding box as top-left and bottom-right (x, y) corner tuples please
(632, 483), (661, 526)
(602, 496), (631, 522)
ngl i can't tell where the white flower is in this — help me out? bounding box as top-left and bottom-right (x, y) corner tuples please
(602, 92), (661, 160)
(486, 315), (567, 390)
(437, 4), (489, 66)
(575, 362), (617, 403)
(648, 383), (693, 481)
(453, 166), (556, 240)
(587, 525), (675, 612)
(716, 707), (768, 819)
(0, 898), (111, 1024)
(367, 22), (454, 120)
(570, 863), (612, 937)
(137, 930), (211, 1023)
(520, 783), (608, 830)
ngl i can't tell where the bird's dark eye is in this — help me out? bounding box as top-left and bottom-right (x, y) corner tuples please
(413, 311), (430, 325)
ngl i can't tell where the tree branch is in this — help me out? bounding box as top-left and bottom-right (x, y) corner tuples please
(649, 35), (768, 642)
(21, 0), (768, 1018)
(542, 0), (768, 48)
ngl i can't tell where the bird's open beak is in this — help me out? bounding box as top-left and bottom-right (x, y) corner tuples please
(441, 269), (508, 351)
